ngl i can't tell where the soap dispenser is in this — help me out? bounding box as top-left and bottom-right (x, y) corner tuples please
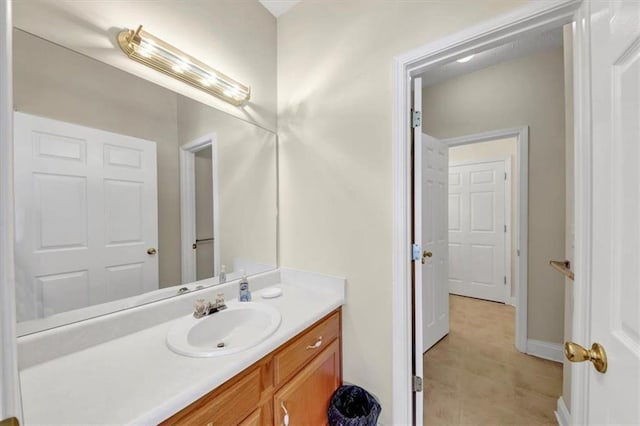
(238, 269), (251, 302)
(219, 264), (227, 284)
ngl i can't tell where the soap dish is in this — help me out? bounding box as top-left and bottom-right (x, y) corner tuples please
(261, 286), (283, 299)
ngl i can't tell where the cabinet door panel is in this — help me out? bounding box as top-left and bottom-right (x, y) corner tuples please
(274, 339), (341, 426)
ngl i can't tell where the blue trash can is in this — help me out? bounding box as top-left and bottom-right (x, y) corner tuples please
(328, 385), (381, 426)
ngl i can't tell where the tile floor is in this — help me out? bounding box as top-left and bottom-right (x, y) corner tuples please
(423, 295), (562, 425)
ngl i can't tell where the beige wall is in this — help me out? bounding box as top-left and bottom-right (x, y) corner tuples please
(449, 137), (519, 299)
(13, 29), (183, 288)
(177, 96), (278, 275)
(562, 23), (574, 411)
(423, 47), (566, 344)
(277, 1), (539, 422)
(13, 0), (277, 131)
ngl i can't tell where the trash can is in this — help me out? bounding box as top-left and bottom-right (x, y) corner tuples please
(328, 385), (381, 426)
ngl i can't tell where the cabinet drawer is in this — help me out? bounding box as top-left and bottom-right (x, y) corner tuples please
(274, 311), (340, 386)
(161, 367), (261, 426)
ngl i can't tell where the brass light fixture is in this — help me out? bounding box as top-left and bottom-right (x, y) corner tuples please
(117, 26), (250, 106)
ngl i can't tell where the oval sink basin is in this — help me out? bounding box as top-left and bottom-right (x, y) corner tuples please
(166, 302), (281, 357)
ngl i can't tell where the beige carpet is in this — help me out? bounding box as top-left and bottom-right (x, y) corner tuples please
(423, 295), (562, 425)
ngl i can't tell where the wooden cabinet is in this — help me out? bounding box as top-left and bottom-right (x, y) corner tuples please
(274, 339), (341, 426)
(162, 309), (342, 426)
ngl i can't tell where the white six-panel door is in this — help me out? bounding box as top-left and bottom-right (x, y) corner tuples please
(582, 1), (640, 423)
(420, 133), (449, 353)
(14, 112), (159, 321)
(448, 160), (507, 303)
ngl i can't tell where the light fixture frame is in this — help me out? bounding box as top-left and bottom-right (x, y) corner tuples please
(117, 26), (250, 106)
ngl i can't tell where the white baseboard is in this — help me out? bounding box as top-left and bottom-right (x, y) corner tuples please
(526, 339), (564, 363)
(555, 396), (571, 426)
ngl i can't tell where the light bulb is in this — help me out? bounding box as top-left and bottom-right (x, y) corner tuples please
(456, 54), (475, 63)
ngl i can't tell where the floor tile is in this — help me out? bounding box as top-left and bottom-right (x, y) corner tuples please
(423, 295), (562, 426)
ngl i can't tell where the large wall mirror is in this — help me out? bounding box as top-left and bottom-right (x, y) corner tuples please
(12, 26), (278, 335)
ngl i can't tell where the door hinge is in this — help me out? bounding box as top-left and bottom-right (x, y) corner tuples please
(504, 224), (507, 233)
(505, 172), (507, 180)
(412, 110), (422, 128)
(412, 376), (423, 392)
(412, 244), (421, 262)
(517, 249), (520, 257)
(504, 276), (507, 285)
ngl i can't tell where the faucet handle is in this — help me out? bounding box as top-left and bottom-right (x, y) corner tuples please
(194, 299), (209, 318)
(215, 293), (225, 306)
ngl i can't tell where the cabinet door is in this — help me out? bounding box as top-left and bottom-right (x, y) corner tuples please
(274, 339), (341, 426)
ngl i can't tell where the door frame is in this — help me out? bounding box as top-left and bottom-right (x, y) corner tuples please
(179, 133), (220, 284)
(391, 1), (586, 424)
(0, 0), (22, 422)
(444, 127), (527, 349)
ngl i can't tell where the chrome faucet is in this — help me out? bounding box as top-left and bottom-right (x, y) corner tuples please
(193, 293), (227, 319)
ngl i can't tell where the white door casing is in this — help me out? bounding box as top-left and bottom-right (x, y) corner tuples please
(420, 133), (449, 353)
(448, 159), (508, 303)
(577, 1), (640, 424)
(13, 112), (159, 321)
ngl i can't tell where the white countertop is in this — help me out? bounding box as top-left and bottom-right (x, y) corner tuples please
(19, 272), (345, 425)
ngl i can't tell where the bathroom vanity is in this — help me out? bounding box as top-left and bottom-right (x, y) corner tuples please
(18, 269), (345, 425)
(163, 309), (342, 425)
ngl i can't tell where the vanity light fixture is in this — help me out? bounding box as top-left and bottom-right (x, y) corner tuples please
(456, 54), (475, 63)
(117, 25), (250, 106)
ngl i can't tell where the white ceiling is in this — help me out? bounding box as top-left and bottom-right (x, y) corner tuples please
(258, 0), (300, 18)
(420, 27), (564, 87)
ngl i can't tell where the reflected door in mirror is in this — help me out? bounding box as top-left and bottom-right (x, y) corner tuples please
(14, 112), (159, 321)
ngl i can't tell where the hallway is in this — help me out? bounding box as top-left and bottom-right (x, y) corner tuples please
(424, 295), (562, 425)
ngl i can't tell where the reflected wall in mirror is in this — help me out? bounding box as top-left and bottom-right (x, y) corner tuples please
(13, 29), (277, 335)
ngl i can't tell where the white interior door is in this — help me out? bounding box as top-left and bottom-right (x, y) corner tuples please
(420, 133), (449, 354)
(580, 1), (640, 423)
(448, 160), (507, 303)
(14, 112), (159, 321)
(414, 78), (449, 426)
(412, 77), (424, 421)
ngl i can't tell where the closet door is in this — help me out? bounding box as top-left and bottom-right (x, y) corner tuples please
(448, 160), (507, 303)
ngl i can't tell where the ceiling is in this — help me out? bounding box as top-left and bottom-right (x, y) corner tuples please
(420, 27), (564, 87)
(258, 0), (300, 18)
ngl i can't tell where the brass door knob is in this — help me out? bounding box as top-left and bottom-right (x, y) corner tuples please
(147, 247), (157, 255)
(564, 341), (607, 373)
(421, 251), (433, 264)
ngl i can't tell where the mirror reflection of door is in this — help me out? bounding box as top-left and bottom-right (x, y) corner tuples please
(194, 146), (215, 281)
(13, 112), (159, 321)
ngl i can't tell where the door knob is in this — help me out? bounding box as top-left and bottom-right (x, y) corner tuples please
(147, 247), (157, 255)
(564, 341), (607, 373)
(422, 251), (433, 264)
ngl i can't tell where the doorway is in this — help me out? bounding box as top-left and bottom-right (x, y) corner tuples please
(449, 144), (512, 305)
(416, 29), (565, 422)
(392, 3), (582, 424)
(443, 129), (529, 350)
(180, 133), (220, 284)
